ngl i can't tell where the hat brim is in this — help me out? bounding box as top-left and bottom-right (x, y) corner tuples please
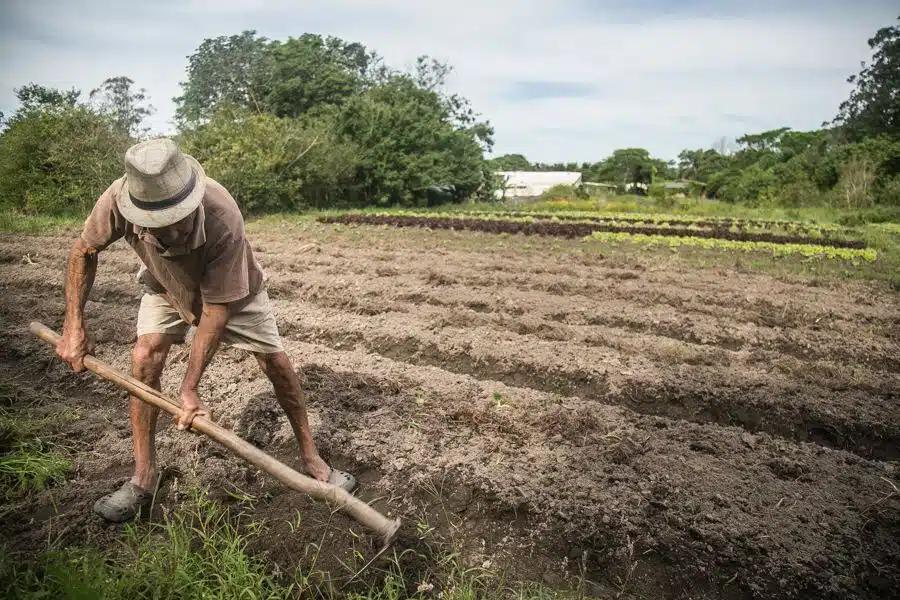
(116, 155), (206, 228)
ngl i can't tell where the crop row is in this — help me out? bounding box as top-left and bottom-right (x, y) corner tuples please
(321, 213), (868, 250)
(430, 209), (855, 237)
(588, 231), (877, 262)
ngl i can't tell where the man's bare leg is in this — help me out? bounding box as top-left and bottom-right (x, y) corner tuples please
(254, 351), (330, 481)
(130, 333), (175, 490)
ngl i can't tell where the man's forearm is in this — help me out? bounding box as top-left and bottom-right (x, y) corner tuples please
(180, 303), (228, 392)
(63, 239), (98, 333)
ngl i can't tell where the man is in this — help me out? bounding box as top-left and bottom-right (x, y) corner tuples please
(56, 138), (355, 522)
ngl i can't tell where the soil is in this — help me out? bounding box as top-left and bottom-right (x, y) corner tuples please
(320, 214), (867, 249)
(0, 220), (897, 599)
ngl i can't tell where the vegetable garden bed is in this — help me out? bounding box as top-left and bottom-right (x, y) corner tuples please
(320, 213), (872, 258)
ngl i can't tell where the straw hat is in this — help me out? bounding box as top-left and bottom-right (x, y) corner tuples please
(117, 138), (206, 228)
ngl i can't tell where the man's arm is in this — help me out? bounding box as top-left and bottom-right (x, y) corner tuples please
(56, 238), (99, 372)
(176, 302), (228, 430)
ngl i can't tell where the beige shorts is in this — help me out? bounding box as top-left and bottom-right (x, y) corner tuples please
(136, 289), (284, 354)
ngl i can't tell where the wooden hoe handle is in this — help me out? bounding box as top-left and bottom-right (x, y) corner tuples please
(29, 321), (401, 547)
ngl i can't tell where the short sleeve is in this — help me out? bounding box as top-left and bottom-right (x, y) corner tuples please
(200, 231), (252, 304)
(81, 178), (128, 250)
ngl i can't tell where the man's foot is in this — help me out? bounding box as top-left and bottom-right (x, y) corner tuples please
(302, 453), (331, 482)
(93, 481), (153, 523)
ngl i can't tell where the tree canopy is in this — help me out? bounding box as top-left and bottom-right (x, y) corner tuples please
(832, 18), (900, 140)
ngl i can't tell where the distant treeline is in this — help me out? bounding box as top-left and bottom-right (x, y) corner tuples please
(490, 17), (900, 208)
(0, 31), (493, 215)
(0, 18), (897, 215)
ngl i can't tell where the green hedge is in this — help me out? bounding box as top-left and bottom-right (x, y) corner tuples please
(0, 107), (130, 215)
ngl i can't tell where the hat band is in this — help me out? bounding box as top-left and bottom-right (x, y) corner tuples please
(130, 171), (196, 211)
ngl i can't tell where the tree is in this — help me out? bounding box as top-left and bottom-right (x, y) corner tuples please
(179, 108), (360, 211)
(736, 127), (791, 153)
(833, 17), (900, 140)
(334, 75), (491, 204)
(263, 34), (374, 117)
(14, 83), (81, 112)
(90, 76), (154, 136)
(836, 157), (877, 208)
(677, 148), (728, 182)
(488, 154), (531, 171)
(585, 148), (666, 190)
(174, 30), (274, 125)
(0, 106), (130, 214)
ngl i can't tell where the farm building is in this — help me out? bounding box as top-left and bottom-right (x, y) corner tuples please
(495, 171), (582, 199)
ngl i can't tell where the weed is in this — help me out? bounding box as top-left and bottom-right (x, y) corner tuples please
(0, 439), (70, 499)
(1, 488), (295, 600)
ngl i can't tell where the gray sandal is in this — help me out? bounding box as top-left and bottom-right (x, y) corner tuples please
(328, 468), (357, 493)
(93, 481), (153, 523)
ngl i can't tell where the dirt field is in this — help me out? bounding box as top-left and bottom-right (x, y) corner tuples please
(1, 218), (898, 599)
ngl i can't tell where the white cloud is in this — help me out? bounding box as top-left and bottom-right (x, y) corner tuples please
(1, 0), (896, 161)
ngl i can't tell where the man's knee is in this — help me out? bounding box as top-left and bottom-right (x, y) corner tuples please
(132, 335), (171, 379)
(255, 351), (292, 376)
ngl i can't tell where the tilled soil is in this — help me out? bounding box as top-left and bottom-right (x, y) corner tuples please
(0, 220), (898, 599)
(320, 214), (868, 249)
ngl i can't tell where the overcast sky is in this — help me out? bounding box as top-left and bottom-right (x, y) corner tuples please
(1, 1), (897, 162)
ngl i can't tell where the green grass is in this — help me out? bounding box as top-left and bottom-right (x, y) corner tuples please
(0, 211), (82, 234)
(2, 488), (295, 600)
(0, 382), (74, 500)
(0, 439), (70, 499)
(2, 486), (592, 599)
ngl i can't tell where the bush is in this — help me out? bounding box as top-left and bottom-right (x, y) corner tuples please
(722, 164), (778, 205)
(540, 184), (585, 201)
(334, 76), (489, 206)
(834, 157), (877, 208)
(648, 183), (676, 208)
(179, 109), (361, 212)
(875, 176), (900, 206)
(0, 107), (130, 215)
(778, 177), (823, 207)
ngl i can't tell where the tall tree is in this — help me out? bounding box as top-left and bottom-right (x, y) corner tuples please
(335, 75), (491, 204)
(13, 83), (80, 112)
(90, 76), (154, 136)
(832, 17), (900, 140)
(174, 31), (274, 125)
(263, 34), (374, 117)
(488, 153), (531, 170)
(585, 148), (666, 188)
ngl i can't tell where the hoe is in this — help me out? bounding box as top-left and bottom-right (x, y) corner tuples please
(29, 321), (401, 549)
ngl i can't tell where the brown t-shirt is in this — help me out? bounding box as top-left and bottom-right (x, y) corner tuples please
(81, 176), (265, 325)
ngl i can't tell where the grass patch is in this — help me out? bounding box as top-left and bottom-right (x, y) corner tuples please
(0, 382), (74, 500)
(1, 488), (295, 600)
(0, 211), (82, 234)
(0, 439), (70, 499)
(1, 487), (592, 599)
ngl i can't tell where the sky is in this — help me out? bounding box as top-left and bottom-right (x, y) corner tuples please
(1, 0), (897, 163)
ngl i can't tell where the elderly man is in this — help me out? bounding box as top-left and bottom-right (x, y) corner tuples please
(56, 138), (355, 522)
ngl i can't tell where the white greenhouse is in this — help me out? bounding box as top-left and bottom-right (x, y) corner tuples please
(495, 171), (583, 199)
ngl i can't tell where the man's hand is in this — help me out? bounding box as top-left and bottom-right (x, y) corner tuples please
(176, 388), (210, 430)
(177, 302), (227, 431)
(56, 327), (93, 372)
